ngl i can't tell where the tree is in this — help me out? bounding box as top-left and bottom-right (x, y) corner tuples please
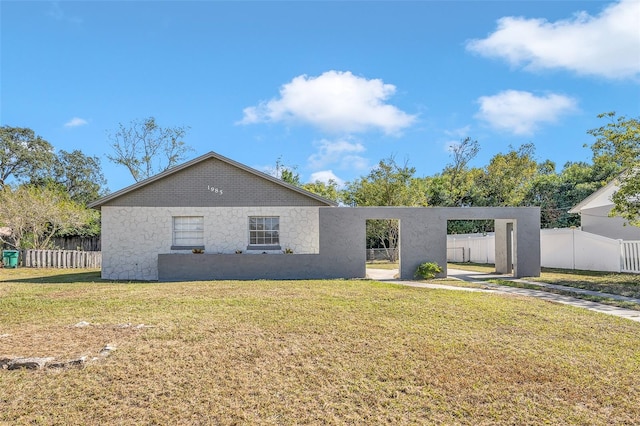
(301, 179), (341, 203)
(479, 143), (538, 206)
(443, 137), (480, 206)
(273, 156), (301, 186)
(30, 150), (108, 205)
(0, 126), (55, 188)
(0, 185), (94, 249)
(588, 112), (640, 226)
(611, 171), (640, 226)
(106, 117), (193, 182)
(343, 156), (427, 207)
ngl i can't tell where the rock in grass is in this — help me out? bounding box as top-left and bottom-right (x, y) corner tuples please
(46, 356), (87, 369)
(8, 357), (55, 370)
(1, 357), (13, 369)
(99, 344), (117, 356)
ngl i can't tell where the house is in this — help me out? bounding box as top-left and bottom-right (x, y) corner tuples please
(88, 151), (336, 280)
(90, 151), (541, 281)
(568, 176), (640, 240)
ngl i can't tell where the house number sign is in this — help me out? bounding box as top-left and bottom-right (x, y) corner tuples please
(207, 185), (224, 195)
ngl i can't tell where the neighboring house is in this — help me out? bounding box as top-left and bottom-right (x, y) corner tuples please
(90, 151), (541, 281)
(569, 177), (640, 240)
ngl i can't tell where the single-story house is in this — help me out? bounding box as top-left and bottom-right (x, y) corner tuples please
(89, 151), (541, 281)
(568, 176), (640, 240)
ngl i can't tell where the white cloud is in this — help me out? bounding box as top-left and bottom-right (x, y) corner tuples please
(307, 138), (368, 170)
(64, 117), (88, 128)
(309, 170), (344, 186)
(466, 0), (640, 79)
(239, 70), (417, 135)
(475, 90), (578, 135)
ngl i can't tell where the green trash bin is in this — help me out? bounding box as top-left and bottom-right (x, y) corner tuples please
(2, 250), (19, 268)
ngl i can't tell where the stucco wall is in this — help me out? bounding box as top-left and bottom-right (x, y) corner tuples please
(101, 206), (320, 280)
(316, 207), (540, 280)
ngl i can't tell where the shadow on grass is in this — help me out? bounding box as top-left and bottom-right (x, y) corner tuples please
(0, 270), (154, 284)
(0, 270), (105, 284)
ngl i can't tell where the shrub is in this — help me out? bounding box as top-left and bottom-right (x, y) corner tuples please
(414, 262), (443, 279)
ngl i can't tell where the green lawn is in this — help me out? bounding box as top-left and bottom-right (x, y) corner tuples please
(1, 268), (639, 424)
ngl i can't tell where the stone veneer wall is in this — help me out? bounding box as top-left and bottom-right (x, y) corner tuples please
(101, 206), (320, 280)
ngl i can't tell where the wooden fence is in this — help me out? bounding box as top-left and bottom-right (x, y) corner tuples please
(51, 236), (101, 251)
(19, 250), (102, 268)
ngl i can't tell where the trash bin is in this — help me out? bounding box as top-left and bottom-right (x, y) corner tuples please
(2, 250), (19, 268)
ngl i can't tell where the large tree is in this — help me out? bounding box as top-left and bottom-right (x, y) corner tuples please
(0, 185), (94, 249)
(588, 112), (640, 226)
(30, 149), (108, 205)
(479, 143), (538, 207)
(0, 126), (55, 188)
(343, 156), (427, 207)
(106, 117), (193, 182)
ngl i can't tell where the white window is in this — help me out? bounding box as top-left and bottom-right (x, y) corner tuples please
(249, 216), (280, 247)
(172, 216), (204, 248)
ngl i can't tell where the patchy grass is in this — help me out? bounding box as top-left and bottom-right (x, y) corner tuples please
(1, 269), (639, 424)
(432, 279), (485, 289)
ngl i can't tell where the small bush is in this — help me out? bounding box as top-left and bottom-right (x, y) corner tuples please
(415, 262), (443, 279)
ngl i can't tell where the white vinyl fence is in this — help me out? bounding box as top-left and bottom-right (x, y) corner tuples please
(622, 241), (640, 273)
(447, 229), (640, 274)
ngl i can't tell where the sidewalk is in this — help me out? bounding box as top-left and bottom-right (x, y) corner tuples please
(367, 268), (640, 323)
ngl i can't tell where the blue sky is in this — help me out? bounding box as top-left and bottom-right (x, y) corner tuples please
(2, 1), (639, 192)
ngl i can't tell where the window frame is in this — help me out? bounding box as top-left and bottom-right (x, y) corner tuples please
(248, 216), (281, 250)
(171, 216), (204, 250)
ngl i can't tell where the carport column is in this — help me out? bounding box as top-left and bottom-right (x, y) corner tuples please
(512, 213), (541, 278)
(400, 212), (447, 280)
(495, 219), (513, 274)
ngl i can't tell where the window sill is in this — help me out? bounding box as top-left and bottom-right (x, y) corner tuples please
(171, 245), (205, 251)
(246, 245), (282, 251)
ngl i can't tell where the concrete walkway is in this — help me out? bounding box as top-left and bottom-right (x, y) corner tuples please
(366, 268), (640, 323)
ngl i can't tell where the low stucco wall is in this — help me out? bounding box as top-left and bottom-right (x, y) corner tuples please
(101, 206), (320, 280)
(158, 253), (360, 281)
